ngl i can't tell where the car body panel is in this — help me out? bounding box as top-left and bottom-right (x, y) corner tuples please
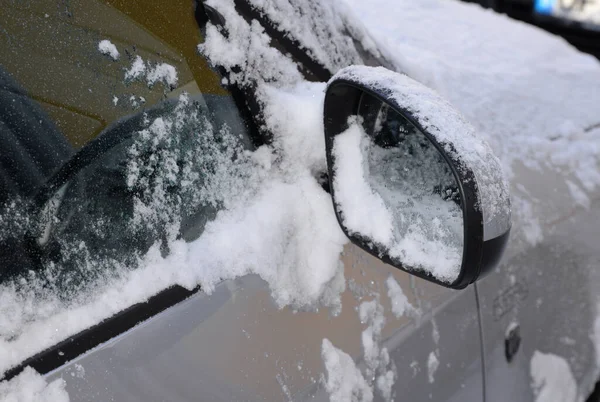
(46, 245), (483, 401)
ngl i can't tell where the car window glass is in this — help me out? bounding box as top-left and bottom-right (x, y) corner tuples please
(0, 0), (253, 287)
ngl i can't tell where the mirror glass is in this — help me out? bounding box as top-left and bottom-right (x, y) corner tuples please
(35, 94), (255, 290)
(331, 92), (464, 283)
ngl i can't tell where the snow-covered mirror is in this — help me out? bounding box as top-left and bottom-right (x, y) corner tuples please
(324, 66), (511, 289)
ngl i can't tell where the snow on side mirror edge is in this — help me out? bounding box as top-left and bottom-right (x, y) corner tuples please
(324, 66), (511, 289)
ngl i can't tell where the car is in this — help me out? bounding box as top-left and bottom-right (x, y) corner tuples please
(0, 1), (598, 402)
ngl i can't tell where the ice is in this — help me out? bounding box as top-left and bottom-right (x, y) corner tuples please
(97, 40), (119, 60)
(0, 367), (69, 402)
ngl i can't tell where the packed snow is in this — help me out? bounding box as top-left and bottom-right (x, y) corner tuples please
(97, 39), (119, 61)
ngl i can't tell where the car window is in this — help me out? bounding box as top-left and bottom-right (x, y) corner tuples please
(0, 0), (254, 288)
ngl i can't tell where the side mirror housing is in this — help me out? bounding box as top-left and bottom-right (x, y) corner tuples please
(324, 66), (511, 289)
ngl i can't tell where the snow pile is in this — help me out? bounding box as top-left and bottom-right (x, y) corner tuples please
(0, 367), (69, 402)
(530, 351), (578, 402)
(332, 118), (463, 282)
(98, 39), (119, 60)
(124, 56), (178, 89)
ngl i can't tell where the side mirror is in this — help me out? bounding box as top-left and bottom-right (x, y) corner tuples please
(324, 66), (511, 289)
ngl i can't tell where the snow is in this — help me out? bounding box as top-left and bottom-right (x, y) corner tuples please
(358, 299), (395, 401)
(331, 117), (463, 282)
(530, 351), (578, 402)
(386, 275), (415, 318)
(427, 351), (439, 384)
(97, 39), (119, 60)
(331, 122), (395, 246)
(0, 85), (348, 375)
(3, 0), (600, 396)
(124, 55), (146, 81)
(0, 367), (69, 402)
(124, 56), (178, 89)
(146, 63), (178, 88)
(339, 0), (600, 248)
(321, 339), (373, 402)
(331, 65), (510, 243)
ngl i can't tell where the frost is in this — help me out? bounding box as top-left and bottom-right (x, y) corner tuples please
(98, 39), (119, 60)
(321, 338), (373, 402)
(0, 367), (69, 402)
(385, 276), (415, 318)
(530, 351), (577, 402)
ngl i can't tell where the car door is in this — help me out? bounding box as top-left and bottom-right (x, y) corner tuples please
(1, 1), (485, 401)
(476, 162), (600, 401)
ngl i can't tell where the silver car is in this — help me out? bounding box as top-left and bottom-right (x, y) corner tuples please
(0, 0), (598, 401)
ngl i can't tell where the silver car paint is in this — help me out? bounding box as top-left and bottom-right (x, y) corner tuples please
(47, 245), (483, 401)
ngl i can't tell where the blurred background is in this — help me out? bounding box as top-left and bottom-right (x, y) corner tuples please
(464, 0), (600, 59)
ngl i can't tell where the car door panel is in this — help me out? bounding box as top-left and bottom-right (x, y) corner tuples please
(44, 243), (483, 402)
(477, 164), (600, 401)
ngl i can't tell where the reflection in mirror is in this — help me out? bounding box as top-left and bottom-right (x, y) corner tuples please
(34, 94), (255, 293)
(331, 92), (464, 283)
